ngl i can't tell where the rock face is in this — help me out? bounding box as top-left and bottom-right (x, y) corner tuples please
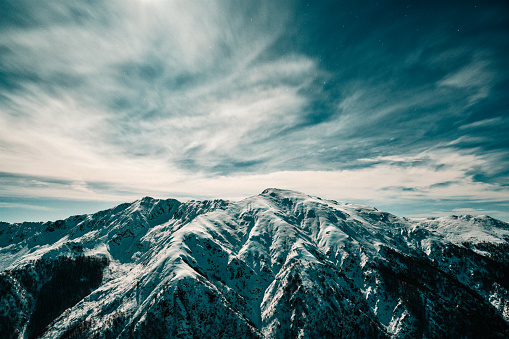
(1, 189), (508, 338)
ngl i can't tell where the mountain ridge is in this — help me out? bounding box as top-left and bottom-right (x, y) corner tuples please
(1, 188), (508, 338)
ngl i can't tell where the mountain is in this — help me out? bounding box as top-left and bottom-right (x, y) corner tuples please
(1, 188), (508, 338)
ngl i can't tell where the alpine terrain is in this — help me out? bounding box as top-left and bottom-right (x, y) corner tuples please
(1, 188), (508, 338)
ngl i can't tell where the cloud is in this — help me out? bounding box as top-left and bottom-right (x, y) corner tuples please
(0, 0), (326, 176)
(0, 202), (55, 212)
(2, 146), (507, 208)
(437, 59), (493, 105)
(459, 117), (504, 130)
(438, 62), (490, 89)
(1, 1), (508, 222)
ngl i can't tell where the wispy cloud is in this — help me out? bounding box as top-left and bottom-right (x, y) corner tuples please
(1, 0), (508, 222)
(459, 117), (504, 130)
(0, 0), (323, 176)
(0, 202), (55, 212)
(437, 59), (493, 105)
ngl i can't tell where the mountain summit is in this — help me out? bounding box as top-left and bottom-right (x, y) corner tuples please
(1, 189), (508, 338)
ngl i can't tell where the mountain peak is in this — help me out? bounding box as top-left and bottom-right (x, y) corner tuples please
(1, 190), (508, 338)
(138, 195), (155, 203)
(260, 187), (309, 199)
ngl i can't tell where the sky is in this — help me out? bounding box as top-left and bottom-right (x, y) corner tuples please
(1, 0), (508, 223)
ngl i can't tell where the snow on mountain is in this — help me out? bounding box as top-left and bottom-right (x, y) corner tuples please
(1, 188), (508, 338)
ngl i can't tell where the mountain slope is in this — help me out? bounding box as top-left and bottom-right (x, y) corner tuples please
(1, 189), (508, 338)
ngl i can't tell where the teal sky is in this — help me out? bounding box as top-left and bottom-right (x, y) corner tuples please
(1, 0), (508, 222)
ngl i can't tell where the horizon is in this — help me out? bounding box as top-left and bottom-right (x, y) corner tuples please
(1, 1), (509, 223)
(1, 187), (508, 224)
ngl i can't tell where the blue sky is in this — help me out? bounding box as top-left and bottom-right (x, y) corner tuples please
(1, 0), (508, 222)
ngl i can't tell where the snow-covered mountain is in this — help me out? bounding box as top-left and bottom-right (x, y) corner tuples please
(1, 188), (508, 338)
